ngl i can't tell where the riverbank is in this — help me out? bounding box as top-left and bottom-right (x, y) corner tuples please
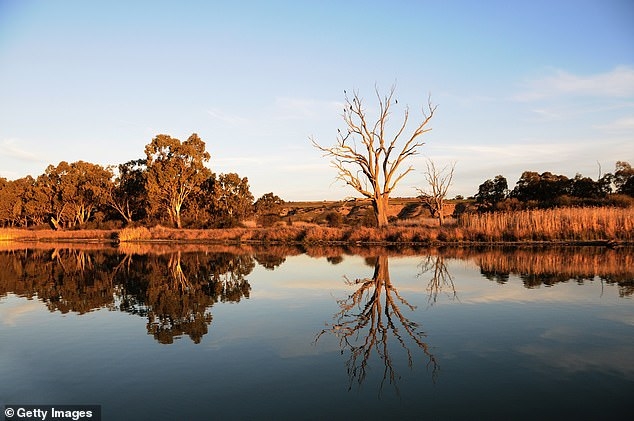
(1, 224), (631, 248)
(1, 205), (631, 246)
(0, 205), (631, 245)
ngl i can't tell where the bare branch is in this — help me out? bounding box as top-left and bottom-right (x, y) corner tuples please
(312, 85), (436, 227)
(416, 159), (455, 225)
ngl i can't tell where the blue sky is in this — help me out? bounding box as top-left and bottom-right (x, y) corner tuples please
(1, 0), (632, 200)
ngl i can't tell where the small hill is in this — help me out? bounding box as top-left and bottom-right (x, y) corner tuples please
(270, 197), (458, 226)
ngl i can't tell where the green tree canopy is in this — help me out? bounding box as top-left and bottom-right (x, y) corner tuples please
(38, 161), (113, 228)
(144, 133), (211, 228)
(108, 159), (148, 224)
(475, 175), (508, 211)
(615, 161), (634, 197)
(207, 172), (254, 227)
(254, 192), (284, 215)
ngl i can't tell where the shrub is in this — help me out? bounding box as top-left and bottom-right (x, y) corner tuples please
(362, 208), (377, 227)
(257, 213), (282, 227)
(606, 194), (634, 208)
(324, 211), (343, 228)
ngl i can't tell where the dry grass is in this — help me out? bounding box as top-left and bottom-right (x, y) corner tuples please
(458, 207), (634, 242)
(3, 206), (632, 245)
(0, 228), (115, 242)
(115, 224), (440, 244)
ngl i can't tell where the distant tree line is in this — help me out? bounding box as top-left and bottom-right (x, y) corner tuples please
(0, 133), (280, 229)
(473, 161), (634, 212)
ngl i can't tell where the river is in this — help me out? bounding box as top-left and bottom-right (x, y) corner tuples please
(1, 245), (632, 420)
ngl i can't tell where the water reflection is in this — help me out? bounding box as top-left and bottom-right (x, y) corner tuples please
(0, 248), (117, 314)
(316, 255), (440, 394)
(0, 248), (253, 344)
(0, 245), (632, 346)
(119, 251), (254, 343)
(1, 244), (632, 419)
(418, 254), (458, 305)
(467, 246), (634, 296)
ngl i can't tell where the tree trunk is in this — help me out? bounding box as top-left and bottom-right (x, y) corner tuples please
(173, 201), (183, 229)
(373, 194), (390, 228)
(437, 200), (445, 226)
(50, 217), (61, 230)
(373, 255), (390, 287)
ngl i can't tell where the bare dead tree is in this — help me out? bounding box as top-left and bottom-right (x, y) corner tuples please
(416, 159), (455, 226)
(312, 85), (436, 227)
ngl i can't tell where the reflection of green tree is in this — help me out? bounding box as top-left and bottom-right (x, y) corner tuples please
(480, 269), (510, 284)
(0, 249), (253, 344)
(253, 253), (286, 270)
(316, 255), (438, 394)
(474, 247), (634, 297)
(326, 255), (344, 265)
(143, 252), (214, 344)
(115, 252), (254, 344)
(0, 249), (117, 314)
(45, 249), (117, 313)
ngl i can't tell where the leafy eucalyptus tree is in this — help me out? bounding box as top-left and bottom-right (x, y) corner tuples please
(144, 133), (211, 228)
(65, 161), (113, 225)
(207, 172), (254, 227)
(108, 159), (148, 224)
(475, 175), (509, 211)
(38, 161), (112, 228)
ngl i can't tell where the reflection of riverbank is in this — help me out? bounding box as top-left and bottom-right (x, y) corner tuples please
(0, 249), (252, 343)
(2, 244), (632, 292)
(2, 249), (632, 419)
(1, 246), (632, 339)
(466, 247), (634, 296)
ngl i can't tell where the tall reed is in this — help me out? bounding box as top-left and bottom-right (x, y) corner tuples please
(458, 207), (634, 241)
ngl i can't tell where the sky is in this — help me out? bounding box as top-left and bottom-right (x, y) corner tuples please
(0, 0), (633, 201)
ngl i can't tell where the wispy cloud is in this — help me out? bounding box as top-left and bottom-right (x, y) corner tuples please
(516, 66), (634, 101)
(0, 296), (42, 326)
(442, 142), (574, 162)
(594, 116), (634, 133)
(0, 138), (44, 162)
(272, 97), (343, 120)
(206, 108), (250, 127)
(516, 326), (634, 375)
(207, 97), (342, 127)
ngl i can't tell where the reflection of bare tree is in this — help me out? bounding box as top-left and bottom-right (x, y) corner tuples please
(418, 255), (458, 305)
(316, 255), (438, 394)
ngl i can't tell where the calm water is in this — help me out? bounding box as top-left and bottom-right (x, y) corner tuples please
(1, 245), (633, 420)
